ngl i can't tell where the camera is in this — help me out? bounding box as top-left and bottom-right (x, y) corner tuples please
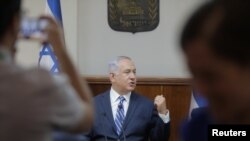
(19, 18), (48, 39)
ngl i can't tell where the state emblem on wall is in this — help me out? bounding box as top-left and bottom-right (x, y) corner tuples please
(108, 0), (160, 33)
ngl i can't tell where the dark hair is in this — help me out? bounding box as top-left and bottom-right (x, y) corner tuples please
(180, 0), (250, 66)
(0, 0), (21, 40)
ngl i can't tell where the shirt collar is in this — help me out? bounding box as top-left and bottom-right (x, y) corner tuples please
(110, 87), (131, 103)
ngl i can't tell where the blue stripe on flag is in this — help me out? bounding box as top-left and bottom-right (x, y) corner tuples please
(47, 0), (63, 26)
(39, 43), (59, 74)
(193, 91), (207, 107)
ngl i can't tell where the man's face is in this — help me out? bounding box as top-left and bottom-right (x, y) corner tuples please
(185, 40), (250, 123)
(110, 59), (137, 94)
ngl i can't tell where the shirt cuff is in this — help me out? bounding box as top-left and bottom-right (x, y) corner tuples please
(158, 111), (170, 123)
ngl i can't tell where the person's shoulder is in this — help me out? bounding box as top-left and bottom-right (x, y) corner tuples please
(0, 64), (48, 78)
(182, 107), (210, 141)
(190, 107), (209, 120)
(0, 65), (53, 87)
(132, 92), (154, 106)
(25, 67), (51, 76)
(19, 67), (69, 93)
(22, 67), (54, 86)
(186, 107), (211, 128)
(94, 90), (110, 100)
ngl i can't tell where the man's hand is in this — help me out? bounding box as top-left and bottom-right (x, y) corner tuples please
(39, 15), (65, 47)
(154, 95), (169, 115)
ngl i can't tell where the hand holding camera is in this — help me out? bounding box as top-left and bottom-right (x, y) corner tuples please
(19, 15), (65, 48)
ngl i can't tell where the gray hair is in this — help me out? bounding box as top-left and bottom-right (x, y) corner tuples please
(108, 56), (132, 74)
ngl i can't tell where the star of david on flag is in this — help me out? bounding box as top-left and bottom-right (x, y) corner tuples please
(38, 0), (63, 74)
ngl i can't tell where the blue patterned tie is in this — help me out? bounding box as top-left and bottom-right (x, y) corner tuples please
(114, 96), (126, 135)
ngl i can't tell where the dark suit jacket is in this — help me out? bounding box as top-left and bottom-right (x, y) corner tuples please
(181, 107), (212, 141)
(86, 90), (170, 141)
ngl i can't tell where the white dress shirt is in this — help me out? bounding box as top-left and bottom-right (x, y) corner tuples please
(110, 88), (131, 119)
(110, 88), (170, 123)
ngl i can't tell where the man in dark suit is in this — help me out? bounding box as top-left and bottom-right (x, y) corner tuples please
(86, 56), (170, 141)
(180, 0), (250, 141)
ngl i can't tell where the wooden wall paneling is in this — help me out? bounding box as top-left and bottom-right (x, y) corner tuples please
(163, 85), (192, 141)
(89, 84), (111, 96)
(134, 85), (163, 100)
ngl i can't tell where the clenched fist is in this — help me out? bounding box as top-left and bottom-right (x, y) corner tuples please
(154, 95), (169, 115)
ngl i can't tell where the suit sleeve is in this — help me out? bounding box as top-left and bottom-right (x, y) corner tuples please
(149, 107), (170, 141)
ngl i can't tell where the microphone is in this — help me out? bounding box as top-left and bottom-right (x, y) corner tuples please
(101, 112), (108, 141)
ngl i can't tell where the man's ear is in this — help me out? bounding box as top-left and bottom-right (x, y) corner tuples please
(109, 73), (115, 83)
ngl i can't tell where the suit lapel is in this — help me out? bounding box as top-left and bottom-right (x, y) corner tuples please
(101, 90), (117, 134)
(123, 92), (139, 130)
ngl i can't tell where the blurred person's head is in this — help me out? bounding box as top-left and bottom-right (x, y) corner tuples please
(181, 0), (250, 124)
(108, 56), (137, 95)
(0, 0), (21, 57)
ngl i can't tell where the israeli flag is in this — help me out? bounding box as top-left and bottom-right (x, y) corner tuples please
(188, 91), (207, 119)
(38, 0), (63, 74)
